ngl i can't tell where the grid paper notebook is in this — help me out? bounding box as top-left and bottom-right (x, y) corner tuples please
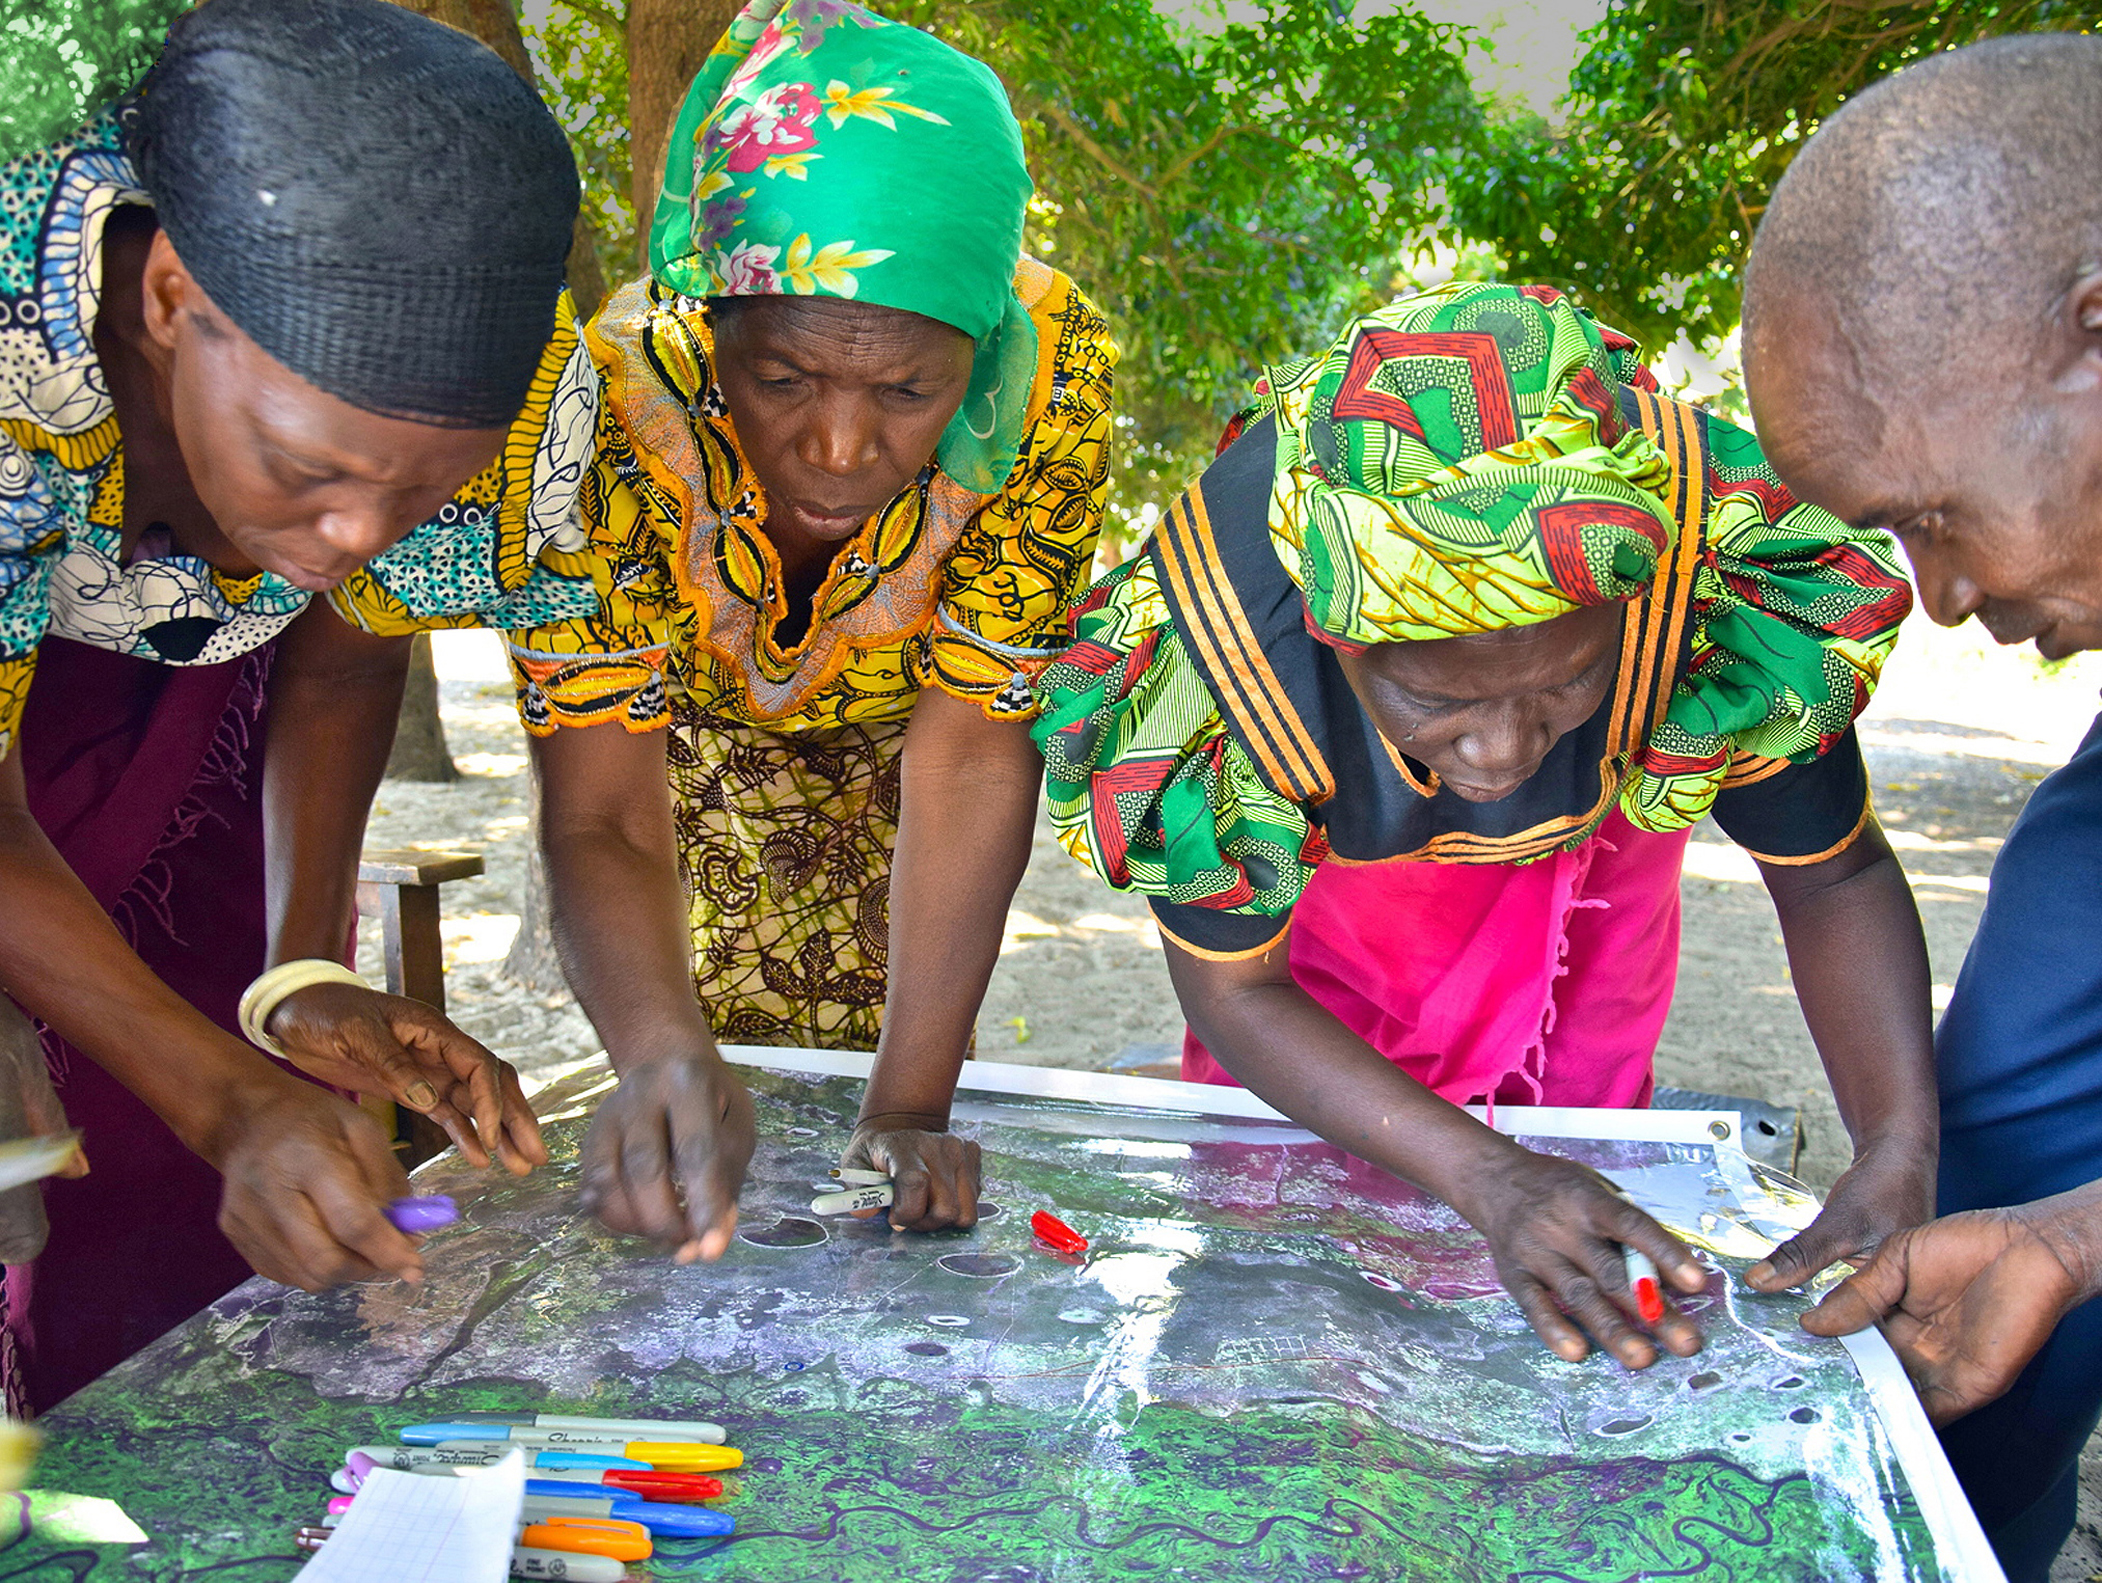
(299, 1450), (524, 1583)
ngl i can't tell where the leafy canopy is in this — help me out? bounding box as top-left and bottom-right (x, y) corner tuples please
(527, 0), (1484, 529)
(1456, 0), (2097, 354)
(0, 0), (190, 161)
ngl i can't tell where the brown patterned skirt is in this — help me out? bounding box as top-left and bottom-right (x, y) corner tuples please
(667, 697), (904, 1050)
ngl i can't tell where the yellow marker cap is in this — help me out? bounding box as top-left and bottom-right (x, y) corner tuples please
(630, 1442), (742, 1471)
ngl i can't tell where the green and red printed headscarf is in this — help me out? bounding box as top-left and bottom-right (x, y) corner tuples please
(650, 0), (1037, 493)
(1253, 282), (1676, 646)
(1250, 281), (1909, 829)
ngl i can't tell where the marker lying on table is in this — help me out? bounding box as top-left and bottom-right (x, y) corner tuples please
(348, 1443), (647, 1473)
(521, 1486), (736, 1537)
(433, 1436), (743, 1473)
(297, 1528), (630, 1581)
(321, 1502), (664, 1553)
(383, 1196), (458, 1234)
(811, 1184), (893, 1215)
(403, 1422), (743, 1463)
(341, 1450), (721, 1501)
(447, 1411), (727, 1444)
(1623, 1246), (1666, 1324)
(1030, 1210), (1088, 1254)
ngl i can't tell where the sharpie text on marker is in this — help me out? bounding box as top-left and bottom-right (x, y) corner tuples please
(811, 1184), (893, 1215)
(449, 1411), (726, 1444)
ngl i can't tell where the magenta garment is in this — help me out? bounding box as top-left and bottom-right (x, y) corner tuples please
(1181, 810), (1693, 1109)
(5, 636), (277, 1414)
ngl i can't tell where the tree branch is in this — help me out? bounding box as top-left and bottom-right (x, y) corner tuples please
(556, 0), (625, 33)
(1035, 100), (1158, 200)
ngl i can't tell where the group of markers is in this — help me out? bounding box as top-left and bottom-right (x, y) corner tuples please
(302, 1409), (741, 1578)
(299, 1192), (1094, 1577)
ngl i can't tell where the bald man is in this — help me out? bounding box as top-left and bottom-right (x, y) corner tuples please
(1742, 33), (2102, 1583)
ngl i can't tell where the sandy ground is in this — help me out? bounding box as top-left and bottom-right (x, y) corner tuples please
(371, 618), (2102, 1579)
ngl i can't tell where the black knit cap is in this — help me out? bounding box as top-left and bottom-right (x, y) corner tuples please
(126, 0), (580, 428)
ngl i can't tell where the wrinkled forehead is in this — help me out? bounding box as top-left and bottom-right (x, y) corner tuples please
(1364, 603), (1625, 699)
(713, 295), (973, 368)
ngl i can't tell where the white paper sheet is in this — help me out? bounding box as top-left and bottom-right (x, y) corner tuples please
(298, 1447), (524, 1583)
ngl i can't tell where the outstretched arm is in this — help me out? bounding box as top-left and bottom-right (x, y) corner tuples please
(1746, 818), (1939, 1290)
(1802, 1181), (2102, 1422)
(260, 601), (543, 1172)
(1164, 932), (1708, 1368)
(844, 687), (1040, 1231)
(532, 720), (754, 1263)
(0, 742), (423, 1290)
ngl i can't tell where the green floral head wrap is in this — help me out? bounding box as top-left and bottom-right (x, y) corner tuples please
(1252, 281), (1676, 647)
(651, 0), (1038, 493)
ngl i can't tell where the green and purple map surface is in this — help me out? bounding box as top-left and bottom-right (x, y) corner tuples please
(2, 1054), (1995, 1581)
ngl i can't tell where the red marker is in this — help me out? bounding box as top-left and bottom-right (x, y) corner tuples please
(1030, 1210), (1088, 1254)
(1624, 1247), (1665, 1324)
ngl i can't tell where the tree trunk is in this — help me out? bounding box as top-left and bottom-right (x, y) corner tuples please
(626, 0), (742, 264)
(383, 632), (460, 782)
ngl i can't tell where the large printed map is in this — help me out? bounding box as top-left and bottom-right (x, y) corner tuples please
(8, 1059), (1975, 1580)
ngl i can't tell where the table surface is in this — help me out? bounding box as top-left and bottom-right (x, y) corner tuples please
(0, 1054), (1990, 1582)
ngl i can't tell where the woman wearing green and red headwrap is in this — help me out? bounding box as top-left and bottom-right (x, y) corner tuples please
(1034, 283), (1937, 1368)
(511, 0), (1115, 1251)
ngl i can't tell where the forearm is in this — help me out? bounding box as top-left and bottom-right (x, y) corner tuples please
(861, 695), (1040, 1124)
(2024, 1179), (2102, 1305)
(1168, 944), (1523, 1220)
(263, 606), (410, 965)
(532, 727), (716, 1074)
(0, 800), (288, 1162)
(1766, 833), (1939, 1152)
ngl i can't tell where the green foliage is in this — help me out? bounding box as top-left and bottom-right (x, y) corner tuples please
(1456, 0), (2098, 355)
(522, 3), (637, 291)
(0, 0), (190, 161)
(894, 0), (1483, 528)
(523, 0), (1485, 535)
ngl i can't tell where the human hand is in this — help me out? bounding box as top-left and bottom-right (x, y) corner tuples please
(209, 1075), (426, 1291)
(0, 998), (82, 1265)
(841, 1111), (981, 1232)
(1801, 1199), (2094, 1423)
(579, 1050), (754, 1264)
(267, 981), (546, 1174)
(1462, 1148), (1709, 1368)
(1745, 1136), (1934, 1292)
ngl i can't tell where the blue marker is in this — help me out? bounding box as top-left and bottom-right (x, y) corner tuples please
(522, 1485), (735, 1537)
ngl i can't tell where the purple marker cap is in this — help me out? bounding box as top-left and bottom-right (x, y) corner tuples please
(384, 1196), (458, 1234)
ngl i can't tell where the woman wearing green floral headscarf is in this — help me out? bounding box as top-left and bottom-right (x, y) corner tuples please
(510, 0), (1116, 1254)
(1033, 282), (1938, 1369)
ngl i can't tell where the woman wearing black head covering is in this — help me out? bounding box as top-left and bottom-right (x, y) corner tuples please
(0, 0), (593, 1408)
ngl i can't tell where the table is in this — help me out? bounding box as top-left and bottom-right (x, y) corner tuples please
(3, 1050), (2001, 1581)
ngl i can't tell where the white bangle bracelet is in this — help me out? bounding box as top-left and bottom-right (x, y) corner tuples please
(237, 959), (368, 1057)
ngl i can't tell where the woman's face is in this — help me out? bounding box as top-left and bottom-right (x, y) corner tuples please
(710, 296), (976, 547)
(1336, 602), (1627, 803)
(138, 230), (508, 593)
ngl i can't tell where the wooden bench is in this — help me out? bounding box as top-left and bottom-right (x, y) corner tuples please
(357, 848), (485, 1164)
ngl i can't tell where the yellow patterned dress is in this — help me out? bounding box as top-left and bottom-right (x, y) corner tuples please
(506, 260), (1116, 1048)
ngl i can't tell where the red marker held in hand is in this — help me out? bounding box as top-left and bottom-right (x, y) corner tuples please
(1623, 1246), (1665, 1324)
(1030, 1210), (1088, 1255)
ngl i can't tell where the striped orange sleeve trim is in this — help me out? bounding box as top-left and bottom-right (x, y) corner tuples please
(1153, 911), (1294, 963)
(1720, 751), (1792, 790)
(1737, 797), (1874, 867)
(1155, 488), (1334, 804)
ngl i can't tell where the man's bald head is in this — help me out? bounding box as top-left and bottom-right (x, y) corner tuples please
(1743, 34), (2102, 662)
(1746, 32), (2102, 392)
